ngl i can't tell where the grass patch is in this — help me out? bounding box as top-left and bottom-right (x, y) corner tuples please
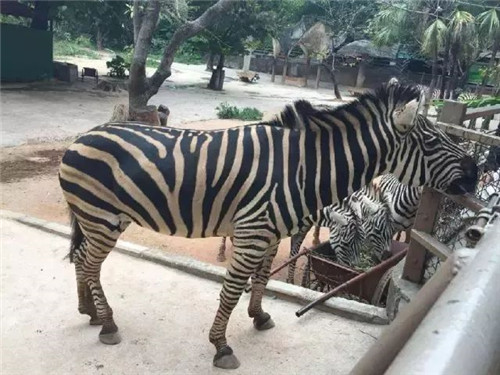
(216, 102), (263, 121)
(54, 39), (100, 59)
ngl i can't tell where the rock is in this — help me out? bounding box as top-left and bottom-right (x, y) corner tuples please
(110, 104), (129, 122)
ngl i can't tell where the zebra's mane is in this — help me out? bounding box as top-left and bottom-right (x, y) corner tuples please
(266, 83), (421, 130)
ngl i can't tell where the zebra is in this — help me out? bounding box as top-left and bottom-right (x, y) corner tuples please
(286, 174), (422, 283)
(59, 82), (478, 369)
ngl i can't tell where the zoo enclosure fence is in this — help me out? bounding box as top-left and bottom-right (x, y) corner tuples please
(403, 101), (500, 284)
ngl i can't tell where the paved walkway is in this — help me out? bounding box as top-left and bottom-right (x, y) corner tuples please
(1, 218), (382, 375)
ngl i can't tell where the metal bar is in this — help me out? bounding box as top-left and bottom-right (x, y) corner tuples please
(349, 250), (460, 375)
(295, 249), (407, 318)
(411, 230), (451, 261)
(402, 187), (442, 283)
(463, 104), (500, 121)
(268, 246), (310, 277)
(437, 122), (500, 146)
(385, 221), (500, 375)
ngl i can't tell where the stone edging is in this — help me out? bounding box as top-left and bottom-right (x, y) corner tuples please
(1, 209), (388, 325)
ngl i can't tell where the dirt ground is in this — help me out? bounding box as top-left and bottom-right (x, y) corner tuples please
(1, 57), (337, 281)
(0, 136), (327, 283)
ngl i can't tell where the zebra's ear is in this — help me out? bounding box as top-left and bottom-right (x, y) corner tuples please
(360, 196), (380, 214)
(393, 97), (420, 133)
(329, 210), (348, 226)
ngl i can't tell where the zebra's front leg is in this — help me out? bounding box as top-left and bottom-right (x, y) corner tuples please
(209, 242), (271, 369)
(312, 225), (321, 246)
(248, 243), (279, 330)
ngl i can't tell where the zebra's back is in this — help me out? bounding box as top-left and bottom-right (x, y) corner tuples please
(59, 122), (276, 238)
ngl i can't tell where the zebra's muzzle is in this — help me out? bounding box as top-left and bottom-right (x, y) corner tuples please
(446, 157), (478, 195)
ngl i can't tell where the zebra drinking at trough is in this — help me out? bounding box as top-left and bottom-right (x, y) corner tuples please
(59, 82), (478, 369)
(286, 174), (422, 284)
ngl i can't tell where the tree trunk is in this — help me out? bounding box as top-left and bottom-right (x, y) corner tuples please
(208, 54), (225, 90)
(129, 0), (234, 112)
(96, 25), (104, 51)
(479, 38), (499, 96)
(302, 56), (310, 88)
(315, 62), (321, 89)
(206, 52), (215, 71)
(439, 39), (451, 100)
(281, 56), (289, 84)
(271, 57), (276, 82)
(321, 60), (342, 100)
(423, 54), (438, 117)
(449, 62), (460, 99)
(133, 0), (143, 46)
(447, 59), (458, 99)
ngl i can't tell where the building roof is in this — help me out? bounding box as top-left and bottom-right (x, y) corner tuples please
(338, 39), (400, 59)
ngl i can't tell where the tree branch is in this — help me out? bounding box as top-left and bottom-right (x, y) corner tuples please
(148, 0), (235, 96)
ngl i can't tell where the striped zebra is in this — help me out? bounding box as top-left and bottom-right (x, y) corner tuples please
(287, 174), (422, 283)
(457, 91), (479, 102)
(59, 82), (478, 369)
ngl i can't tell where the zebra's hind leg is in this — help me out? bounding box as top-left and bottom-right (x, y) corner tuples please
(76, 263), (101, 325)
(248, 243), (279, 330)
(73, 219), (127, 345)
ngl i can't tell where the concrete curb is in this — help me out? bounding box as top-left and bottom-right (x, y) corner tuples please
(1, 210), (388, 325)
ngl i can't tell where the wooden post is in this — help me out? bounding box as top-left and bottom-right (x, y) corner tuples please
(438, 100), (467, 125)
(402, 187), (442, 283)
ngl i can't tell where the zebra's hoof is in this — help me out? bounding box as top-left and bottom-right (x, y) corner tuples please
(216, 255), (226, 262)
(253, 312), (275, 331)
(213, 346), (240, 369)
(99, 332), (121, 345)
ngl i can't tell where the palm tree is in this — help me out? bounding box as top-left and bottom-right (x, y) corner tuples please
(477, 8), (500, 95)
(445, 10), (477, 98)
(421, 18), (447, 115)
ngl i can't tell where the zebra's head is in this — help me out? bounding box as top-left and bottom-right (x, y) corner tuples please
(327, 205), (364, 266)
(328, 195), (391, 267)
(376, 81), (478, 194)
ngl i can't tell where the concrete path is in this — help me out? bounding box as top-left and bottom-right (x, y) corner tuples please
(1, 218), (382, 375)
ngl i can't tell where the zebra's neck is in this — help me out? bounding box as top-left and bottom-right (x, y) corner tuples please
(292, 107), (399, 217)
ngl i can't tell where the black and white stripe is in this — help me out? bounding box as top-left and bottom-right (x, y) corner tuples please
(59, 82), (477, 369)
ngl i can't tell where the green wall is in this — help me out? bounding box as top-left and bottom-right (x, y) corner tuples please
(1, 23), (53, 82)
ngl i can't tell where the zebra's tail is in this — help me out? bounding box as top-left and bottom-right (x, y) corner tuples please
(69, 210), (84, 264)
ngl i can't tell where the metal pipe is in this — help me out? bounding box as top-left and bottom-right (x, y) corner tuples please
(269, 246), (310, 277)
(465, 193), (499, 246)
(295, 249), (407, 318)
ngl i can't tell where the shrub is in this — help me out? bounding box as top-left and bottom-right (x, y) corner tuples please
(106, 55), (129, 78)
(216, 103), (263, 121)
